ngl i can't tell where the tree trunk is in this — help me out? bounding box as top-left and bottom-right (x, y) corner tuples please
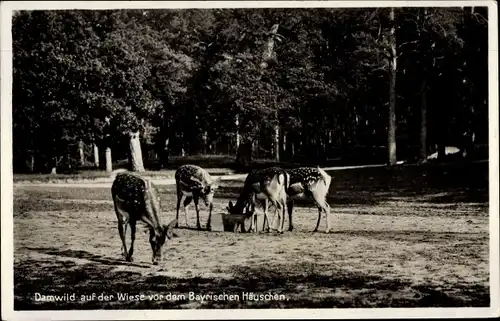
(159, 138), (169, 169)
(28, 154), (35, 172)
(202, 131), (208, 154)
(93, 142), (99, 168)
(235, 114), (240, 154)
(274, 124), (280, 162)
(255, 138), (260, 158)
(388, 7), (398, 166)
(129, 131), (145, 172)
(105, 147), (112, 173)
(418, 8), (428, 164)
(419, 71), (428, 162)
(282, 130), (287, 150)
(261, 24), (281, 163)
(236, 141), (252, 171)
(50, 156), (58, 175)
(78, 140), (85, 167)
(66, 154), (72, 170)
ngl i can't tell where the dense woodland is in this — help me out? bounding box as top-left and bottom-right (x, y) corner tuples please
(12, 7), (489, 173)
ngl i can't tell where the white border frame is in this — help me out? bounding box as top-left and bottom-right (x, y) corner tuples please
(1, 1), (498, 320)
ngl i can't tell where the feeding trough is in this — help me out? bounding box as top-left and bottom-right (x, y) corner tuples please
(209, 213), (252, 232)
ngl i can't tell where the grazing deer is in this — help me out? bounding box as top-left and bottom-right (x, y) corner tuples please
(280, 167), (333, 233)
(227, 167), (289, 233)
(111, 170), (177, 265)
(175, 165), (221, 230)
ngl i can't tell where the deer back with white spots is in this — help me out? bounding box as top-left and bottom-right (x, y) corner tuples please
(285, 167), (333, 233)
(175, 165), (221, 230)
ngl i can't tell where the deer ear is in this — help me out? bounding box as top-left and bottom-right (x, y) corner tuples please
(163, 219), (178, 239)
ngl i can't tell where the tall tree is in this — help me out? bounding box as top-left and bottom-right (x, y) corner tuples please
(387, 7), (398, 165)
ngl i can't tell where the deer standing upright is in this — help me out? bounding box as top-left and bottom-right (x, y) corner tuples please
(227, 167), (289, 233)
(175, 165), (220, 230)
(111, 170), (177, 265)
(281, 167), (333, 233)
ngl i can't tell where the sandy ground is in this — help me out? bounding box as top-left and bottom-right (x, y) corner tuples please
(12, 181), (489, 309)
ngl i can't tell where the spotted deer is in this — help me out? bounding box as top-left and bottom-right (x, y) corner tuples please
(281, 167), (333, 233)
(111, 170), (177, 265)
(175, 165), (221, 230)
(227, 167), (289, 233)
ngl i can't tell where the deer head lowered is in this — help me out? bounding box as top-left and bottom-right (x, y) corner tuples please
(175, 165), (221, 230)
(227, 167), (289, 233)
(111, 170), (178, 265)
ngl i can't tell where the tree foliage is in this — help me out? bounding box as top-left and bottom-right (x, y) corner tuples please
(12, 7), (489, 172)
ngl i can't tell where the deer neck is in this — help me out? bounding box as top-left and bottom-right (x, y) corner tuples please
(142, 190), (162, 233)
(232, 183), (255, 214)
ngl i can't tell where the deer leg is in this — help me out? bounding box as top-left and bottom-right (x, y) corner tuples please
(312, 193), (331, 233)
(324, 202), (332, 233)
(113, 201), (130, 259)
(313, 207), (322, 233)
(249, 198), (257, 233)
(279, 188), (288, 234)
(263, 200), (272, 232)
(118, 221), (128, 258)
(206, 203), (213, 231)
(127, 220), (137, 262)
(193, 195), (202, 230)
(274, 201), (285, 234)
(117, 221), (128, 259)
(264, 199), (276, 233)
(271, 200), (283, 233)
(287, 199), (294, 232)
(175, 192), (183, 228)
(183, 196), (192, 228)
(280, 198), (287, 234)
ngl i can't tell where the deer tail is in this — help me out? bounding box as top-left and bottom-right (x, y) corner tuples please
(317, 166), (332, 189)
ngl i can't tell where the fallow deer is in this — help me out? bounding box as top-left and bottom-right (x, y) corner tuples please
(111, 170), (177, 265)
(227, 167), (289, 233)
(175, 165), (221, 230)
(279, 167), (333, 233)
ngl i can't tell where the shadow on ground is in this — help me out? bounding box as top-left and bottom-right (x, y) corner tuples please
(26, 247), (151, 268)
(15, 249), (489, 310)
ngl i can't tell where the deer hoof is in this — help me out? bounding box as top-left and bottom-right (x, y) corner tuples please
(126, 256), (133, 262)
(288, 227), (294, 232)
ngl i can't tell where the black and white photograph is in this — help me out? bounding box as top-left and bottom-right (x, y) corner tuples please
(1, 0), (499, 319)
